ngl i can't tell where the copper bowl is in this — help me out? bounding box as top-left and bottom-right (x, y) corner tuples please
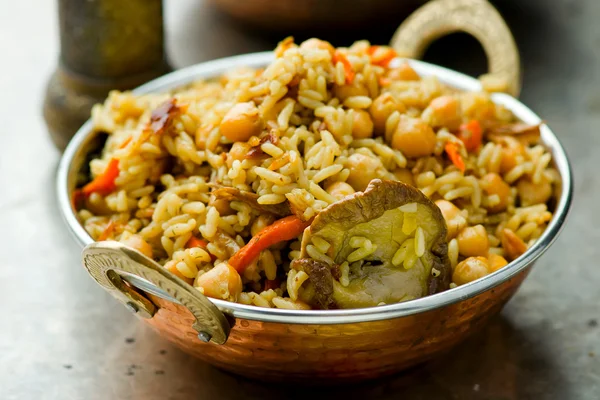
(57, 0), (572, 383)
(207, 0), (427, 32)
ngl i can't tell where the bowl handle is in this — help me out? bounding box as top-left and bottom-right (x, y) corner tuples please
(390, 0), (521, 97)
(82, 241), (230, 344)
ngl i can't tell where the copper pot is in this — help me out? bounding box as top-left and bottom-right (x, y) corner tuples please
(57, 0), (573, 382)
(207, 0), (427, 32)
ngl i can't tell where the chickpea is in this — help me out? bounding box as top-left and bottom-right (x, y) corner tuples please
(333, 83), (369, 102)
(480, 173), (511, 213)
(120, 234), (153, 259)
(387, 62), (420, 81)
(220, 102), (263, 142)
(457, 224), (490, 257)
(325, 181), (355, 200)
(369, 93), (406, 135)
(435, 200), (466, 239)
(501, 228), (528, 261)
(390, 115), (437, 158)
(453, 256), (490, 286)
(499, 137), (525, 174)
(393, 168), (415, 186)
(517, 177), (552, 207)
(421, 95), (462, 130)
(195, 263), (243, 302)
(460, 92), (496, 122)
(300, 38), (335, 55)
(487, 253), (508, 273)
(164, 259), (193, 283)
(227, 142), (251, 168)
(345, 153), (384, 191)
(351, 110), (374, 139)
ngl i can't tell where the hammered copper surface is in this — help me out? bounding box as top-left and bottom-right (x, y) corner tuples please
(143, 269), (529, 382)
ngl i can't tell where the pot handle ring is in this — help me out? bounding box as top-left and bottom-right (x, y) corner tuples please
(82, 241), (230, 344)
(390, 0), (521, 97)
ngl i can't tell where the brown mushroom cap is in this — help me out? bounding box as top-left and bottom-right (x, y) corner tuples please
(300, 179), (451, 309)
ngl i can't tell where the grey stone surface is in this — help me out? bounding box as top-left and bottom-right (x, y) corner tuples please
(0, 0), (598, 399)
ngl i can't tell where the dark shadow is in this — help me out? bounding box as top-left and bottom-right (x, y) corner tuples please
(421, 32), (488, 78)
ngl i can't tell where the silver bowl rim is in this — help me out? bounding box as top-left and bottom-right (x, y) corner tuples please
(57, 51), (573, 325)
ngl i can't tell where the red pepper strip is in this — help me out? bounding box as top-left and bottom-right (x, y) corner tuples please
(71, 189), (85, 211)
(457, 120), (483, 152)
(81, 158), (120, 196)
(444, 142), (466, 172)
(229, 216), (311, 272)
(186, 236), (217, 261)
(264, 279), (281, 291)
(73, 136), (131, 208)
(332, 50), (355, 84)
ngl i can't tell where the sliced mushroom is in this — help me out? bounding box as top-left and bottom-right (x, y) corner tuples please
(488, 122), (541, 146)
(291, 258), (338, 310)
(298, 179), (450, 309)
(210, 185), (291, 217)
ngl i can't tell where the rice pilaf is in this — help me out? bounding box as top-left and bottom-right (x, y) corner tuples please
(75, 38), (558, 310)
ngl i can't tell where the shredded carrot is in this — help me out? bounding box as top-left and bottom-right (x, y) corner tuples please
(82, 158), (120, 196)
(98, 221), (116, 241)
(264, 279), (281, 291)
(275, 36), (295, 57)
(229, 215), (311, 272)
(186, 236), (217, 261)
(378, 77), (391, 87)
(268, 153), (290, 171)
(186, 236), (209, 249)
(457, 120), (483, 152)
(119, 136), (132, 149)
(333, 50), (355, 84)
(444, 142), (466, 172)
(367, 46), (398, 67)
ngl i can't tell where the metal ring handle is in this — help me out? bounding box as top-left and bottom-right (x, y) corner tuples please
(390, 0), (521, 97)
(82, 241), (230, 344)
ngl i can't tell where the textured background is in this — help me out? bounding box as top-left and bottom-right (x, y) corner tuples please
(0, 0), (598, 399)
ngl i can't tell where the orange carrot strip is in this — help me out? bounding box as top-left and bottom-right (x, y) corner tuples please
(368, 46), (398, 67)
(98, 221), (115, 241)
(457, 120), (483, 152)
(119, 136), (133, 149)
(333, 50), (355, 84)
(186, 236), (217, 262)
(444, 142), (466, 172)
(229, 216), (311, 272)
(186, 237), (209, 249)
(82, 158), (120, 196)
(77, 135), (131, 200)
(378, 77), (391, 87)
